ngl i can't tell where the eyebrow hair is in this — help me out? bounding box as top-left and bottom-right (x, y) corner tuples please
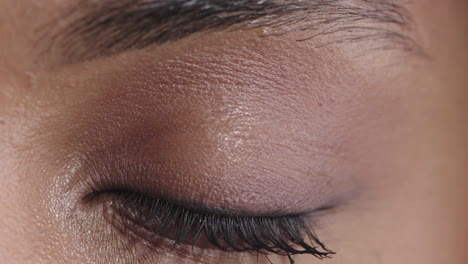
(42, 0), (412, 65)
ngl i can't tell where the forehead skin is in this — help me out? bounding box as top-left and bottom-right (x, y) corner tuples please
(0, 1), (467, 264)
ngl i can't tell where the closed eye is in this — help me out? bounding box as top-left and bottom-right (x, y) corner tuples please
(84, 189), (335, 263)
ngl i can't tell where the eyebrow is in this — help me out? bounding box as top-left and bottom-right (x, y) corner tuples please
(42, 0), (411, 65)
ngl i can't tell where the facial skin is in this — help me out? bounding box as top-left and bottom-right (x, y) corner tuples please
(0, 0), (467, 264)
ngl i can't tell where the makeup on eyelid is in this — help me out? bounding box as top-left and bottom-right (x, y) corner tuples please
(54, 40), (369, 216)
(45, 26), (408, 223)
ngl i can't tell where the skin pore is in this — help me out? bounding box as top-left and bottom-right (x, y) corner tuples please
(0, 0), (467, 264)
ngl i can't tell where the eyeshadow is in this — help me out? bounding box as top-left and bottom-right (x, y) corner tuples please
(75, 131), (343, 216)
(53, 33), (363, 219)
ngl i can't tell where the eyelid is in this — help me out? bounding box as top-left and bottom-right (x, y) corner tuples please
(91, 189), (335, 262)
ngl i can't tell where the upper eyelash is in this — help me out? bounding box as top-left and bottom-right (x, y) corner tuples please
(102, 190), (335, 264)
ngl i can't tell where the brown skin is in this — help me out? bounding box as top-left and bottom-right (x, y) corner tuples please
(0, 0), (467, 263)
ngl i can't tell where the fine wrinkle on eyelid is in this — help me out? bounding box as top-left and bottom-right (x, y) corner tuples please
(124, 40), (336, 96)
(64, 86), (345, 216)
(47, 35), (360, 218)
(74, 132), (340, 215)
(44, 17), (370, 237)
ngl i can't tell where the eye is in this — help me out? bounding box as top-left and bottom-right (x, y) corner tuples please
(84, 188), (334, 264)
(40, 1), (409, 262)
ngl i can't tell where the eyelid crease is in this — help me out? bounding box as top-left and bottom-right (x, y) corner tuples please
(84, 187), (329, 218)
(91, 189), (335, 263)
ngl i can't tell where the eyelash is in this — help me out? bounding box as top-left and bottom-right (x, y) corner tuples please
(95, 190), (334, 264)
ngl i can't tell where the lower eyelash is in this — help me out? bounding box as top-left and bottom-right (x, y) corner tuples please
(99, 190), (335, 264)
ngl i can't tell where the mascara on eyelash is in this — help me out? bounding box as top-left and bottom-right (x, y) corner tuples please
(104, 190), (335, 263)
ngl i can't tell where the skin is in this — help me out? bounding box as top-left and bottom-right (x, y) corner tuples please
(0, 0), (467, 264)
